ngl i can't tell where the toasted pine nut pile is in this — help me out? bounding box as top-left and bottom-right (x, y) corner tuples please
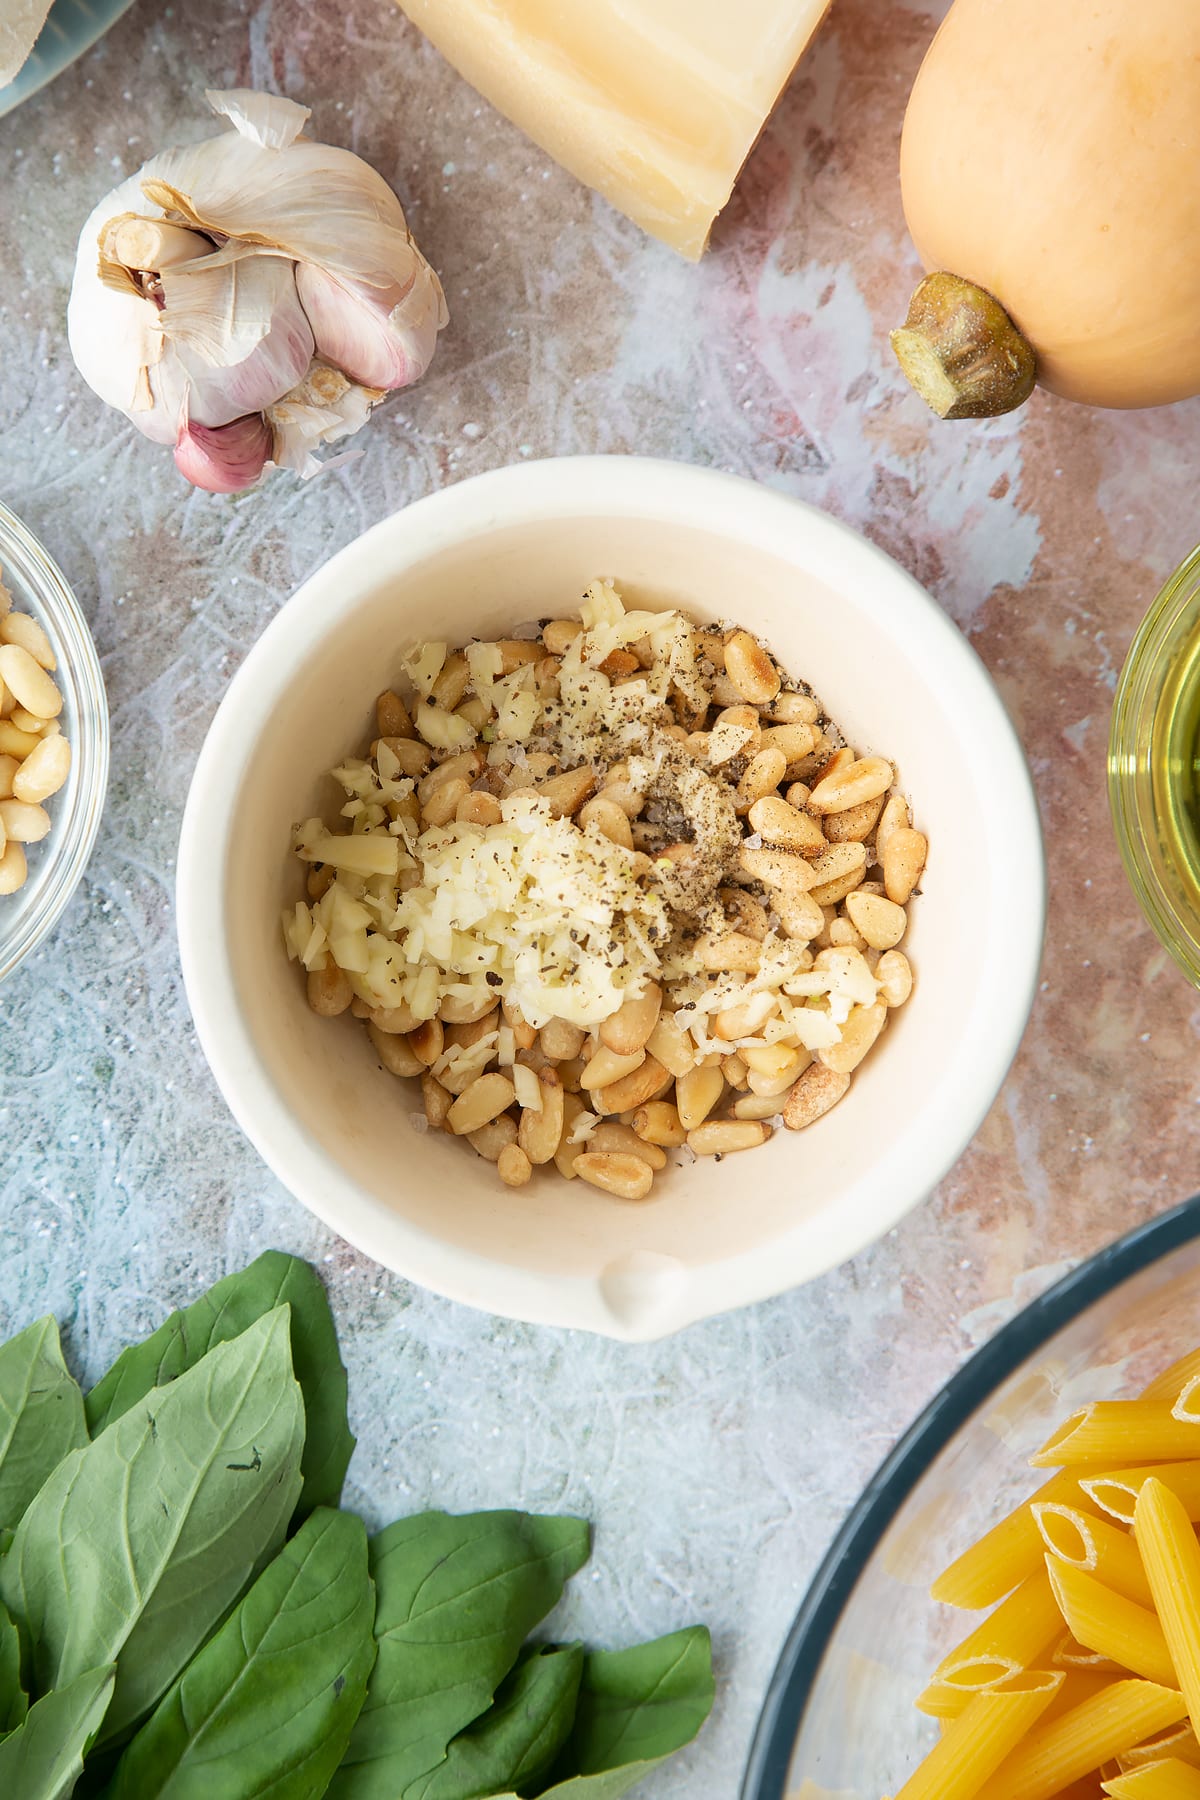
(284, 583), (927, 1200)
(0, 574), (73, 896)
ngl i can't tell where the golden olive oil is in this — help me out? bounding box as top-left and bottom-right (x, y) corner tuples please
(1152, 619), (1200, 904)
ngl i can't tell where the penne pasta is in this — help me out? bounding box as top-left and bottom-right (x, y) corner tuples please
(1135, 1480), (1200, 1734)
(1041, 1667), (1132, 1723)
(932, 1471), (1097, 1611)
(1046, 1556), (1179, 1688)
(1119, 1726), (1200, 1772)
(1051, 1629), (1126, 1673)
(917, 1664), (1021, 1720)
(1032, 1405), (1200, 1470)
(927, 1567), (1064, 1692)
(1034, 1504), (1157, 1608)
(894, 1670), (1064, 1800)
(1083, 1465), (1200, 1529)
(1102, 1757), (1200, 1798)
(1142, 1350), (1200, 1406)
(970, 1680), (1188, 1800)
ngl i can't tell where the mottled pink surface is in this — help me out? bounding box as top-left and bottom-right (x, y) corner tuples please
(2, 0), (1200, 1791)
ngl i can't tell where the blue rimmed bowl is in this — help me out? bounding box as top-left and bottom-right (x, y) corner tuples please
(742, 1198), (1200, 1797)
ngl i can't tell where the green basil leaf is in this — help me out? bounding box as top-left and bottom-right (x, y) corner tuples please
(330, 1511), (590, 1799)
(0, 1317), (87, 1530)
(0, 1594), (27, 1733)
(105, 1506), (375, 1799)
(85, 1251), (353, 1518)
(405, 1645), (583, 1800)
(0, 1661), (114, 1800)
(517, 1628), (714, 1799)
(2, 1306), (304, 1750)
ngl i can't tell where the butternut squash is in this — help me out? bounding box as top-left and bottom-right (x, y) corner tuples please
(892, 0), (1200, 417)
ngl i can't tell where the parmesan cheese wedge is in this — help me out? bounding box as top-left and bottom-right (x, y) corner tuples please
(0, 0), (53, 87)
(397, 0), (834, 258)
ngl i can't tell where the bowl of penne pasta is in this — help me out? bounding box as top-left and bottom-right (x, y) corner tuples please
(742, 1197), (1200, 1800)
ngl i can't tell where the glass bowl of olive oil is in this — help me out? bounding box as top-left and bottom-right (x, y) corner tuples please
(1110, 545), (1200, 986)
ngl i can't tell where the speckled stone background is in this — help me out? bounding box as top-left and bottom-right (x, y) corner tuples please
(3, 0), (1200, 1791)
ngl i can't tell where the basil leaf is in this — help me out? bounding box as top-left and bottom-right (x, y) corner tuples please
(330, 1511), (590, 1798)
(2, 1306), (304, 1749)
(0, 1317), (87, 1530)
(406, 1645), (583, 1800)
(0, 1595), (27, 1734)
(0, 1661), (114, 1800)
(85, 1251), (353, 1518)
(522, 1628), (714, 1799)
(105, 1506), (375, 1798)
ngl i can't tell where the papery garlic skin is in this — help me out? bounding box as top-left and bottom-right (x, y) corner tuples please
(174, 413), (273, 493)
(67, 89), (447, 490)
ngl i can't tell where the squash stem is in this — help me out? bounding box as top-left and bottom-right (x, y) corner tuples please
(890, 272), (1036, 419)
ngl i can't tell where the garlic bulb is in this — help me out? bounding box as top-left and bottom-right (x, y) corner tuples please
(67, 89), (448, 493)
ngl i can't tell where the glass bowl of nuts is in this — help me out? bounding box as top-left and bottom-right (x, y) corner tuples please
(0, 502), (108, 982)
(177, 457), (1045, 1339)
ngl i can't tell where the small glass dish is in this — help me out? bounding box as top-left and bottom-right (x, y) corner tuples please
(741, 1197), (1200, 1798)
(1109, 545), (1200, 988)
(0, 502), (108, 983)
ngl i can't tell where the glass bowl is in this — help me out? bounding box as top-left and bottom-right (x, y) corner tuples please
(0, 502), (108, 982)
(741, 1196), (1200, 1798)
(1109, 545), (1200, 988)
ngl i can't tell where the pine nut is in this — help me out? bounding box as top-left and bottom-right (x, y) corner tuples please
(501, 999), (538, 1050)
(724, 630), (781, 705)
(646, 1013), (697, 1077)
(687, 1120), (770, 1156)
(581, 1044), (644, 1090)
(376, 690), (414, 738)
(785, 781), (812, 808)
(772, 889), (825, 942)
(812, 745), (854, 785)
(447, 1072), (516, 1134)
(0, 798), (49, 843)
(876, 949), (914, 1007)
(534, 657), (560, 698)
(586, 1121), (667, 1168)
(828, 917), (867, 950)
(845, 890), (907, 950)
(764, 692), (818, 725)
(0, 612), (55, 669)
(422, 778), (471, 828)
(0, 841), (26, 894)
(721, 1054), (749, 1090)
(418, 751), (482, 803)
(540, 1018), (585, 1062)
(874, 792), (911, 862)
(518, 1069), (565, 1164)
(696, 931), (761, 974)
(11, 733), (70, 804)
(543, 619), (583, 655)
(369, 1023), (425, 1077)
(578, 795), (634, 848)
(420, 1072), (453, 1128)
(783, 1063), (851, 1131)
(714, 889), (765, 942)
(351, 995), (372, 1019)
(819, 999), (888, 1074)
(733, 1092), (784, 1121)
(430, 653), (471, 710)
(554, 1093), (587, 1179)
(695, 629), (726, 668)
(808, 755), (893, 815)
(574, 1153), (654, 1201)
(823, 793), (885, 843)
(593, 1055), (672, 1115)
(710, 673), (746, 707)
(600, 983), (662, 1056)
(535, 765), (596, 817)
(746, 1053), (811, 1097)
(376, 736), (431, 778)
(0, 647), (60, 721)
(409, 1018), (444, 1066)
(632, 1100), (687, 1146)
(10, 707), (50, 735)
(558, 1057), (585, 1092)
(713, 992), (778, 1039)
(307, 966), (353, 1015)
(736, 747), (788, 812)
(748, 794), (827, 857)
(456, 790), (503, 828)
(437, 989), (497, 1025)
(740, 843), (819, 896)
(759, 723), (816, 766)
(883, 828), (928, 905)
(497, 640), (542, 673)
(742, 1042), (800, 1078)
(676, 1064), (724, 1131)
(497, 1143), (533, 1187)
(0, 755), (17, 800)
(709, 705), (761, 764)
(599, 648), (640, 677)
(468, 1114), (518, 1161)
(807, 842), (868, 906)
